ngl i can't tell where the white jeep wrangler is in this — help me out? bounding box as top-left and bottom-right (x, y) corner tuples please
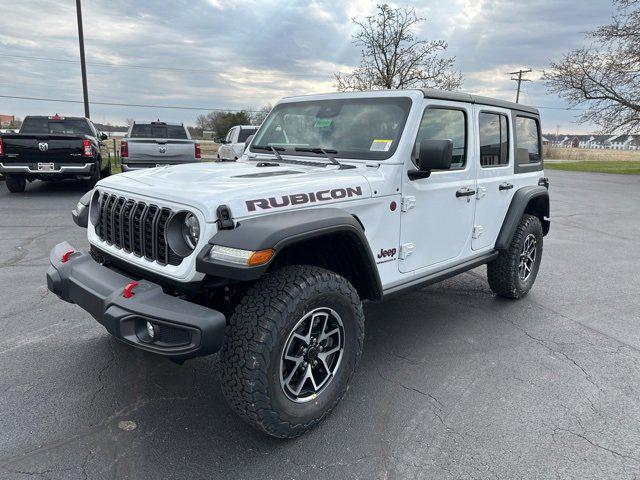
(47, 89), (550, 438)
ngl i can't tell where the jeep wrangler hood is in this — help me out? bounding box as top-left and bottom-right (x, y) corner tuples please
(96, 160), (372, 221)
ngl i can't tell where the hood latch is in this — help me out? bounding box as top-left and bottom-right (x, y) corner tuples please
(216, 205), (234, 230)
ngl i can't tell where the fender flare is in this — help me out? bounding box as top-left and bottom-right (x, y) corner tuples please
(495, 186), (550, 250)
(195, 208), (383, 299)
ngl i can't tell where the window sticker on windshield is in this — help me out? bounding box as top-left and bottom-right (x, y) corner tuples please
(314, 118), (333, 128)
(370, 139), (393, 152)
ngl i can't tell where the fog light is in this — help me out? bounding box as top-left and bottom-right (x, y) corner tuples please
(146, 321), (157, 340)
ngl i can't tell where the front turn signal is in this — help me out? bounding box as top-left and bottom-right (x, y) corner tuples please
(247, 249), (275, 266)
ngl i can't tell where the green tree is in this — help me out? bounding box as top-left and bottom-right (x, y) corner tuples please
(196, 110), (252, 139)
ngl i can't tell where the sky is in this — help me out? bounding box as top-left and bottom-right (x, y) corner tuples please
(0, 0), (617, 133)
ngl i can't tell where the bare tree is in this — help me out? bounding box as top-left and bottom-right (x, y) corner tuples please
(250, 104), (272, 125)
(125, 117), (134, 126)
(543, 0), (640, 133)
(335, 4), (462, 92)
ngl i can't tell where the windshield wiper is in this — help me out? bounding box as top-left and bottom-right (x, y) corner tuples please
(294, 147), (342, 167)
(251, 145), (329, 168)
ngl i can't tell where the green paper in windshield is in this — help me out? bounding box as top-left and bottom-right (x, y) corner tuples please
(314, 118), (333, 128)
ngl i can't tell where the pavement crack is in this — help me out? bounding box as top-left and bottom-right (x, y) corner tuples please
(375, 366), (445, 426)
(552, 426), (640, 463)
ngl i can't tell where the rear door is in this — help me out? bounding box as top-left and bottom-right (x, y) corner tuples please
(234, 127), (257, 157)
(472, 107), (514, 251)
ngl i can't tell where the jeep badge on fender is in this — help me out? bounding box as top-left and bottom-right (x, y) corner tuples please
(46, 89), (549, 439)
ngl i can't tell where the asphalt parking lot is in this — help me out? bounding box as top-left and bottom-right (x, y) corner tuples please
(0, 170), (639, 479)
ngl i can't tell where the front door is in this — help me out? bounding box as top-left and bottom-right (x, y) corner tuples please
(399, 101), (477, 273)
(472, 108), (515, 250)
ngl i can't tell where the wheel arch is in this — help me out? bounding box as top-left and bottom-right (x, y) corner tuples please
(495, 186), (550, 250)
(195, 208), (383, 301)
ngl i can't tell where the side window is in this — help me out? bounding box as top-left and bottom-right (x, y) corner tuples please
(479, 112), (509, 167)
(515, 116), (541, 163)
(413, 108), (466, 169)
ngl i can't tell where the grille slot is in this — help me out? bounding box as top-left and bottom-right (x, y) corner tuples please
(96, 192), (182, 266)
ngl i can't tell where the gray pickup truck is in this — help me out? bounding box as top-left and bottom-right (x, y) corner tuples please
(120, 121), (201, 171)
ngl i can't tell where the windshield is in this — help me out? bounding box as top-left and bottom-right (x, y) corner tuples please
(251, 97), (412, 160)
(130, 124), (188, 139)
(20, 118), (92, 136)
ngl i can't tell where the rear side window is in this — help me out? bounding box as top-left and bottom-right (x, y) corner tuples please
(238, 128), (257, 143)
(479, 112), (509, 167)
(515, 116), (541, 163)
(413, 108), (467, 169)
(130, 124), (187, 139)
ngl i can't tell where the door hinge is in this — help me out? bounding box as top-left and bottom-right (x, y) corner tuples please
(399, 243), (414, 260)
(401, 196), (416, 212)
(472, 225), (484, 239)
(476, 186), (486, 199)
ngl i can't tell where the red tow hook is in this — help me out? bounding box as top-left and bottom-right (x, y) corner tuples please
(61, 249), (76, 263)
(122, 281), (139, 299)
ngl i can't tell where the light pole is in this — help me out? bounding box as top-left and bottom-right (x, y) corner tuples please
(76, 0), (90, 118)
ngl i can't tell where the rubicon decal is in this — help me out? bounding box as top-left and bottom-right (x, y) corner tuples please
(376, 247), (397, 264)
(246, 186), (363, 212)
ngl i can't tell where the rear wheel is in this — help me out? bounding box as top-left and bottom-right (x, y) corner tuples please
(101, 157), (112, 178)
(84, 162), (101, 189)
(487, 214), (543, 299)
(220, 265), (365, 438)
(5, 175), (26, 193)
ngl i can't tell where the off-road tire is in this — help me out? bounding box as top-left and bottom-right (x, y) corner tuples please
(5, 175), (26, 193)
(220, 265), (365, 438)
(487, 214), (543, 299)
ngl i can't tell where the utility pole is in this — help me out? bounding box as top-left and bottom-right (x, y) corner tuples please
(76, 0), (90, 118)
(508, 68), (532, 103)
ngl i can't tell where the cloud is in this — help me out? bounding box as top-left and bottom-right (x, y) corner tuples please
(0, 0), (614, 131)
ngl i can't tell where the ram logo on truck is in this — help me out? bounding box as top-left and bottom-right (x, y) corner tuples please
(246, 186), (363, 212)
(38, 142), (49, 152)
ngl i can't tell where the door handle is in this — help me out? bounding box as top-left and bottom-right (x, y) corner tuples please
(499, 182), (514, 191)
(456, 187), (476, 198)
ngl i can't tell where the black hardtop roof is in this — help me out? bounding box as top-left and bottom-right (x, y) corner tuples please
(421, 89), (539, 115)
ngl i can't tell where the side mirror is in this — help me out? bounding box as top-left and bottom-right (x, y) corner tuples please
(244, 134), (255, 150)
(100, 132), (108, 140)
(408, 139), (453, 180)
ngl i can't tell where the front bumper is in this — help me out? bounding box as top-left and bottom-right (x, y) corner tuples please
(46, 241), (226, 360)
(0, 162), (94, 174)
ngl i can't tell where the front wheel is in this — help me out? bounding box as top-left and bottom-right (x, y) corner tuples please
(220, 266), (365, 438)
(487, 214), (543, 299)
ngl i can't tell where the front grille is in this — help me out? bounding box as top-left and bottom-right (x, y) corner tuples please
(96, 192), (181, 266)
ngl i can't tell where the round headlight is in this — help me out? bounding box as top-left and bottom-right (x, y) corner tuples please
(182, 213), (200, 249)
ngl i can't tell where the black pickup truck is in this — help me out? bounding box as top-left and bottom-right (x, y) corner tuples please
(0, 115), (111, 192)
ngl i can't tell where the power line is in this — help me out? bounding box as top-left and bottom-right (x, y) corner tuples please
(0, 94), (260, 112)
(0, 53), (323, 78)
(0, 93), (587, 113)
